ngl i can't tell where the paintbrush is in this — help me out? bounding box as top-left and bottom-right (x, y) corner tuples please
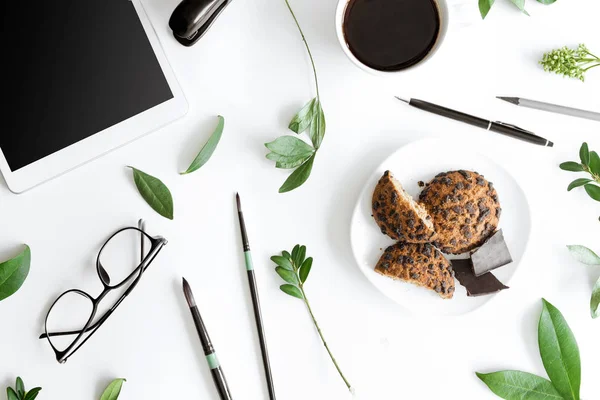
(182, 277), (233, 400)
(236, 193), (276, 400)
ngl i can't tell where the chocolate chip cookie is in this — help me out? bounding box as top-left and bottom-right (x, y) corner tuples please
(375, 242), (455, 299)
(372, 170), (436, 243)
(419, 170), (501, 254)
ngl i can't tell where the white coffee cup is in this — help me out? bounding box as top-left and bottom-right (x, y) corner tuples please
(335, 0), (449, 75)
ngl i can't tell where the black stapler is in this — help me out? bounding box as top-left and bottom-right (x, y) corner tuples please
(169, 0), (232, 47)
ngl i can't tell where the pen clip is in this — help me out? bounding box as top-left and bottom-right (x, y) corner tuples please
(493, 121), (536, 135)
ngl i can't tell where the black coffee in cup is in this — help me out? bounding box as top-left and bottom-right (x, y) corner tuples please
(342, 0), (441, 71)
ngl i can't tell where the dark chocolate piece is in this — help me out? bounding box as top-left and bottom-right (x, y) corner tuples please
(471, 229), (512, 277)
(451, 259), (508, 297)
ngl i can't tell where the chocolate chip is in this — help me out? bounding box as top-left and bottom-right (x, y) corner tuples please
(391, 191), (398, 204)
(452, 206), (462, 214)
(455, 182), (465, 190)
(465, 202), (476, 214)
(380, 226), (387, 234)
(465, 218), (472, 224)
(410, 273), (420, 279)
(496, 208), (502, 218)
(381, 262), (389, 270)
(418, 181), (425, 187)
(405, 256), (414, 264)
(438, 263), (445, 270)
(396, 256), (405, 264)
(384, 253), (392, 261)
(458, 170), (471, 180)
(408, 233), (415, 240)
(377, 213), (387, 222)
(416, 224), (424, 232)
(462, 226), (472, 239)
(476, 177), (486, 186)
(407, 219), (415, 228)
(373, 201), (380, 210)
(428, 263), (434, 270)
(441, 177), (453, 186)
(422, 243), (433, 257)
(434, 285), (442, 293)
(478, 208), (491, 222)
(417, 234), (427, 241)
(385, 246), (394, 253)
(450, 239), (457, 246)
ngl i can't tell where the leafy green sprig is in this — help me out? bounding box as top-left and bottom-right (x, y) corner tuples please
(567, 245), (600, 319)
(479, 0), (556, 20)
(265, 1), (326, 193)
(540, 44), (600, 82)
(477, 299), (582, 400)
(6, 377), (41, 400)
(560, 142), (600, 204)
(271, 246), (352, 392)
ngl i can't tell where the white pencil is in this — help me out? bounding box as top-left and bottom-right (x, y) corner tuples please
(497, 97), (600, 122)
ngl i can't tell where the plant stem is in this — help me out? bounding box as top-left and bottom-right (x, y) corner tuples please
(299, 285), (352, 391)
(283, 0), (320, 101)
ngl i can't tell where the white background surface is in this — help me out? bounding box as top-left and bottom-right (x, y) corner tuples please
(1, 0), (599, 399)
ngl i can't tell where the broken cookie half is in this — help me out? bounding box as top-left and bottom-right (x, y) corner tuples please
(372, 171), (435, 243)
(375, 242), (455, 299)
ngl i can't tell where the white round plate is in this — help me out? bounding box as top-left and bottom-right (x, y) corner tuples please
(350, 138), (531, 316)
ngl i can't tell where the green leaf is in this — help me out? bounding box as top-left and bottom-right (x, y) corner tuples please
(265, 136), (315, 159)
(100, 379), (126, 400)
(0, 245), (31, 302)
(294, 245), (306, 268)
(536, 0), (557, 4)
(299, 257), (313, 283)
(282, 251), (292, 261)
(279, 155), (315, 193)
(559, 162), (584, 172)
(567, 245), (600, 265)
(265, 136), (315, 169)
(24, 388), (42, 400)
(7, 388), (18, 400)
(16, 377), (24, 398)
(476, 370), (563, 399)
(288, 98), (317, 134)
(308, 100), (326, 149)
(181, 116), (224, 175)
(128, 167), (174, 220)
(276, 266), (299, 285)
(280, 284), (303, 299)
(588, 151), (600, 175)
(271, 255), (294, 271)
(479, 0), (495, 19)
(510, 0), (526, 10)
(579, 143), (590, 166)
(591, 277), (600, 319)
(291, 245), (299, 266)
(567, 178), (592, 191)
(538, 299), (580, 400)
(584, 184), (600, 201)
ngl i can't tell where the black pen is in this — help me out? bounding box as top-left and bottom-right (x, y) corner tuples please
(236, 193), (276, 400)
(182, 278), (233, 400)
(395, 97), (553, 147)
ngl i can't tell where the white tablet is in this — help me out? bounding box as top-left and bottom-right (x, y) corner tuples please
(0, 0), (188, 193)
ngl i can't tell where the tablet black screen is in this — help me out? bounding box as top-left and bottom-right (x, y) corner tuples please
(1, 0), (174, 171)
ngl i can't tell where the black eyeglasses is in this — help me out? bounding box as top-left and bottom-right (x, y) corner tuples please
(39, 220), (167, 363)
